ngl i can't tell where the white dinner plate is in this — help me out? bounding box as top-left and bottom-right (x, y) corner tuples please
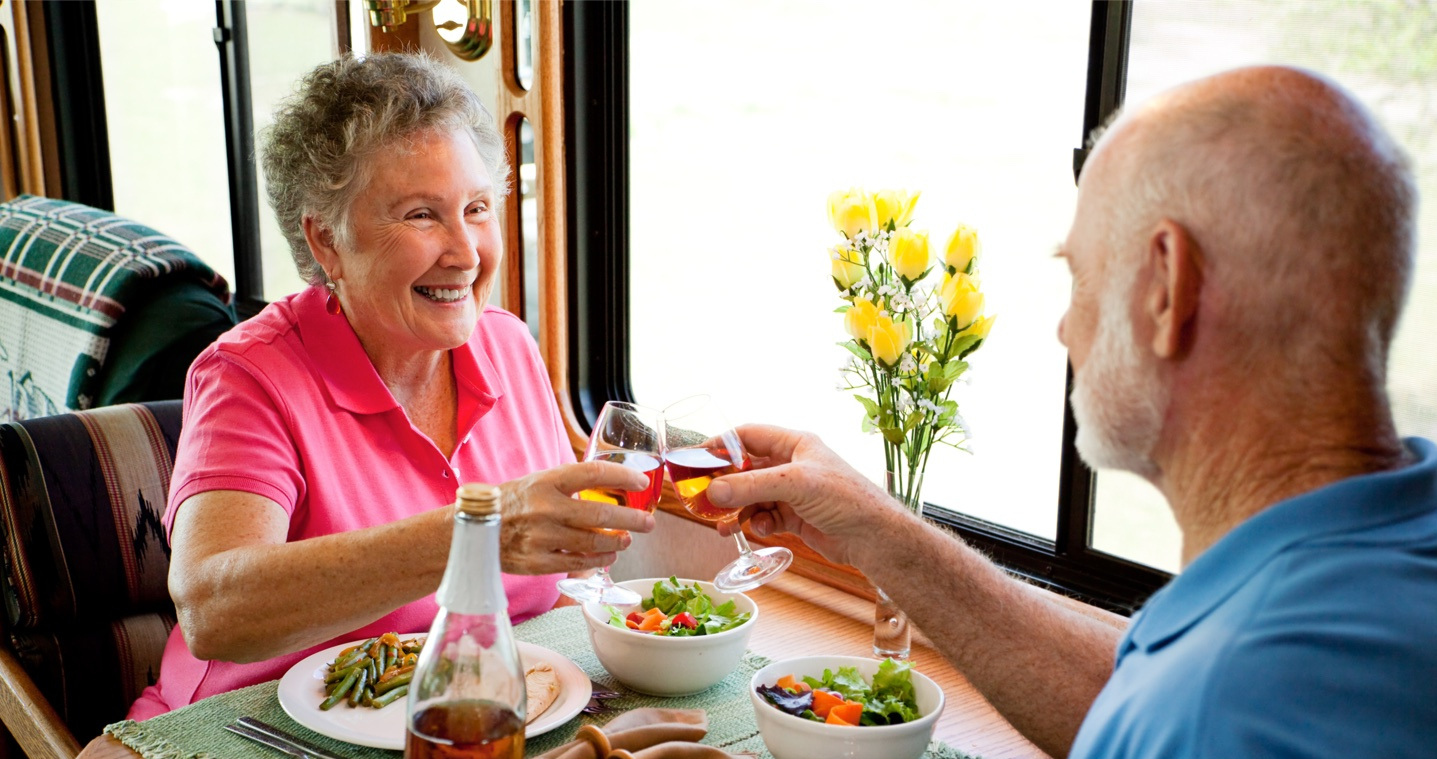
(276, 636), (590, 750)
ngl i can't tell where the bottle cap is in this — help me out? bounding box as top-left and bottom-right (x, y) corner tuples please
(455, 483), (501, 516)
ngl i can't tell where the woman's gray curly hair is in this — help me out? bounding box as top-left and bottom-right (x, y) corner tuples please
(260, 52), (510, 286)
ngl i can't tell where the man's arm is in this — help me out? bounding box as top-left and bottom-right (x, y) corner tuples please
(709, 425), (1122, 757)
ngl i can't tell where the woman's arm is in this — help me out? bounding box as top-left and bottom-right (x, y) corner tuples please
(169, 460), (651, 663)
(168, 490), (451, 662)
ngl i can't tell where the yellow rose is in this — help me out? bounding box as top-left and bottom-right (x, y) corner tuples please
(940, 272), (984, 329)
(845, 297), (880, 342)
(889, 228), (931, 281)
(868, 314), (912, 367)
(958, 314), (996, 341)
(944, 224), (981, 274)
(874, 189), (921, 229)
(828, 188), (879, 239)
(831, 245), (865, 290)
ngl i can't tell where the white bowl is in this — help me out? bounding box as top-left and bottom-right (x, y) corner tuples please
(581, 577), (757, 696)
(749, 655), (945, 759)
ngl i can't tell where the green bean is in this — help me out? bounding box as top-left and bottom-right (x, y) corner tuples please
(347, 667), (370, 708)
(374, 668), (413, 695)
(325, 663), (363, 684)
(320, 667), (361, 711)
(370, 684), (408, 708)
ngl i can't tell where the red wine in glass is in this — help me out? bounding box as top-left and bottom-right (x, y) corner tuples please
(558, 401), (665, 605)
(662, 395), (792, 592)
(576, 450), (664, 513)
(663, 447), (750, 521)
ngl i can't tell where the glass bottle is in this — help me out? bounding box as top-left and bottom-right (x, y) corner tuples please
(405, 484), (526, 759)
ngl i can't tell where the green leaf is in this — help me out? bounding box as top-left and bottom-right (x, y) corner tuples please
(943, 360), (969, 380)
(946, 334), (980, 361)
(881, 426), (907, 446)
(841, 341), (874, 363)
(904, 410), (924, 432)
(959, 336), (986, 359)
(854, 395), (882, 420)
(834, 305), (851, 314)
(607, 606), (627, 629)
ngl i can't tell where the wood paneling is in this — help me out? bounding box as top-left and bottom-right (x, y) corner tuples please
(0, 0), (53, 199)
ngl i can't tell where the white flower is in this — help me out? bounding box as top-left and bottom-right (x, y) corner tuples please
(917, 399), (941, 415)
(898, 353), (917, 373)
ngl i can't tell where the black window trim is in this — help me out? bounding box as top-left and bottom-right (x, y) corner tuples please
(566, 0), (1171, 614)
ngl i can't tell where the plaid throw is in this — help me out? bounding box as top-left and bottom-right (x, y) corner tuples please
(0, 194), (231, 419)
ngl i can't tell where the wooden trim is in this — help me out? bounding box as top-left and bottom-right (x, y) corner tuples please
(491, 0), (586, 452)
(0, 0), (52, 198)
(0, 645), (80, 759)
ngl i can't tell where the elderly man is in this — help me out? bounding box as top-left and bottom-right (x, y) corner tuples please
(711, 65), (1436, 758)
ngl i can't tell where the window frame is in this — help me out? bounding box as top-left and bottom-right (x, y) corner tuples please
(566, 0), (1171, 613)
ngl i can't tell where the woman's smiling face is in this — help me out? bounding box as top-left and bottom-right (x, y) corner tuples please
(324, 126), (503, 363)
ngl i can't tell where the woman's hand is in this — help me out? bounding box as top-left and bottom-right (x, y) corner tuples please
(498, 460), (656, 575)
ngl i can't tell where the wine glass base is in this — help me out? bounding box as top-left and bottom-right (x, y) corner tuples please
(557, 577), (643, 606)
(713, 546), (794, 592)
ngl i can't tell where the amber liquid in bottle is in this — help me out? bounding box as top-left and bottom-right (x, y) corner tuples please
(405, 700), (524, 759)
(406, 484), (526, 759)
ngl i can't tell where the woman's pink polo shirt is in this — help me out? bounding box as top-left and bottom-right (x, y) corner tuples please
(128, 285), (573, 719)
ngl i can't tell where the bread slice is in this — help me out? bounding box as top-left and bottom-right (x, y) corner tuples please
(525, 661), (560, 723)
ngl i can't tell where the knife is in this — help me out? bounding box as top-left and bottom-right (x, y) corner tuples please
(224, 723), (311, 758)
(235, 717), (354, 759)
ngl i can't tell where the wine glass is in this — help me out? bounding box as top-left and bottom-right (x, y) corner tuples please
(662, 395), (793, 592)
(556, 401), (666, 605)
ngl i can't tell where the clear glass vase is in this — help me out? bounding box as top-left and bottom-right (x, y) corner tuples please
(874, 469), (923, 659)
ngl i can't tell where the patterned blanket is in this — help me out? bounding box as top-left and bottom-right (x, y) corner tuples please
(0, 194), (231, 419)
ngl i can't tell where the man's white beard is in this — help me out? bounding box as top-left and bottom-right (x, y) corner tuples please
(1071, 273), (1169, 480)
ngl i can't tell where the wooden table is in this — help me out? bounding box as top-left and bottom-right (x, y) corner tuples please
(80, 573), (1048, 759)
(745, 573), (1048, 759)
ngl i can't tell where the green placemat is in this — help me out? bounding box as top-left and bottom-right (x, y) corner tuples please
(106, 607), (980, 759)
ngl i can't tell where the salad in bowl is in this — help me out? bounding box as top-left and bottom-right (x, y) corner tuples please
(582, 577), (757, 696)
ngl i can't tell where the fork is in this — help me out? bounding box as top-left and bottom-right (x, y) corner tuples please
(589, 678), (622, 700)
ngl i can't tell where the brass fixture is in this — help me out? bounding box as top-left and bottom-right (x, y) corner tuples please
(364, 0), (493, 61)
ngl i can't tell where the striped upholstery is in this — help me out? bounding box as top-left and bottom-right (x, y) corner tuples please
(0, 194), (233, 420)
(0, 401), (180, 741)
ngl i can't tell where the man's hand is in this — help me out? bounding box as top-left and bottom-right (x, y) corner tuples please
(706, 424), (907, 566)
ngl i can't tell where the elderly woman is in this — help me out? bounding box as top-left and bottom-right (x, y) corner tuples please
(127, 52), (650, 718)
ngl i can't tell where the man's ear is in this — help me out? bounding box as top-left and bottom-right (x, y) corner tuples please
(302, 216), (342, 280)
(1145, 219), (1203, 359)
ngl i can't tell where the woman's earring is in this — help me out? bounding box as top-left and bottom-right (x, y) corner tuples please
(325, 281), (343, 316)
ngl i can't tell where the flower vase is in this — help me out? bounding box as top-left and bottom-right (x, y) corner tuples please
(874, 470), (922, 659)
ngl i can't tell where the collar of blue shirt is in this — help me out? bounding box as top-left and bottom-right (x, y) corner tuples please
(1123, 436), (1437, 654)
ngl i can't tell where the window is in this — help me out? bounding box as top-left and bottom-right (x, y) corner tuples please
(95, 0), (235, 285)
(627, 0), (1089, 540)
(246, 0), (355, 301)
(1094, 0), (1437, 574)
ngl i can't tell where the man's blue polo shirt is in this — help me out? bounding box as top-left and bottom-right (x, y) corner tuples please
(1071, 437), (1437, 759)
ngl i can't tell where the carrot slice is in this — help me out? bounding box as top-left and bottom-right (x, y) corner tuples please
(810, 689), (844, 718)
(825, 700), (863, 726)
(775, 675), (811, 694)
(638, 612), (666, 632)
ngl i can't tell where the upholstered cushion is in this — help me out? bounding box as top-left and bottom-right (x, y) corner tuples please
(0, 401), (181, 739)
(0, 195), (234, 419)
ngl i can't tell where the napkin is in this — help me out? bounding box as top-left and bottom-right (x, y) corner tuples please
(534, 708), (754, 759)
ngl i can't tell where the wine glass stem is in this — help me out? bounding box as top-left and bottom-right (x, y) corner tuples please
(730, 526), (754, 557)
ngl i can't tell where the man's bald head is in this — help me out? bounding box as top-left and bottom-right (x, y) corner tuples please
(1089, 65), (1416, 380)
